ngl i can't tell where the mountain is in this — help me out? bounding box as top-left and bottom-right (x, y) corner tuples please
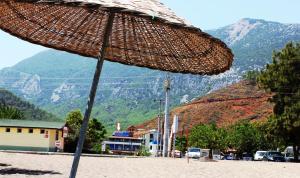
(0, 89), (60, 121)
(208, 18), (300, 70)
(134, 80), (274, 133)
(0, 18), (299, 131)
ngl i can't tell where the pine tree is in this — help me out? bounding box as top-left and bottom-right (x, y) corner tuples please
(0, 106), (24, 120)
(64, 110), (106, 153)
(258, 42), (300, 161)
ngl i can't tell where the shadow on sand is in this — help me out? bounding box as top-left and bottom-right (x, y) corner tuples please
(0, 168), (61, 176)
(0, 163), (11, 167)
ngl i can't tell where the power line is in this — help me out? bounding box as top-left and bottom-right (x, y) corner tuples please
(0, 87), (164, 91)
(0, 75), (162, 80)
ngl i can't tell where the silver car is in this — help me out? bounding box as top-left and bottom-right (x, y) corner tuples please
(254, 151), (267, 161)
(187, 148), (201, 159)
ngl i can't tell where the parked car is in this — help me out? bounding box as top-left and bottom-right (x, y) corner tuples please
(263, 151), (285, 162)
(254, 151), (267, 161)
(213, 154), (222, 160)
(284, 146), (300, 162)
(187, 148), (201, 159)
(222, 154), (234, 160)
(173, 150), (182, 158)
(201, 149), (210, 158)
(242, 152), (253, 161)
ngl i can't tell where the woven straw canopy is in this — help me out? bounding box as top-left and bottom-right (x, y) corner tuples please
(0, 0), (233, 75)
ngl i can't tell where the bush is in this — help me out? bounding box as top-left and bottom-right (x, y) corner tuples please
(136, 146), (151, 156)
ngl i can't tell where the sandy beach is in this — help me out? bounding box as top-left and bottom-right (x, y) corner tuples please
(1, 152), (300, 178)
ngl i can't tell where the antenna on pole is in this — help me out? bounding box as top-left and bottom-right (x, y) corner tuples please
(163, 73), (171, 157)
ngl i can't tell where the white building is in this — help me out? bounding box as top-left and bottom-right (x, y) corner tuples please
(142, 129), (160, 156)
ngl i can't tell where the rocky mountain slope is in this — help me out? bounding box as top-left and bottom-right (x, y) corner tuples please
(0, 18), (299, 130)
(135, 80), (273, 133)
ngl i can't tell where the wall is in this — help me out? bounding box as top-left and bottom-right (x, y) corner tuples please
(143, 131), (159, 155)
(0, 127), (62, 152)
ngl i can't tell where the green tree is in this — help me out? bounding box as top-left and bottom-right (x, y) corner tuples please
(254, 122), (283, 150)
(189, 123), (226, 159)
(136, 146), (151, 156)
(64, 110), (107, 153)
(258, 42), (300, 161)
(243, 70), (261, 85)
(86, 118), (107, 152)
(64, 110), (83, 152)
(0, 106), (24, 120)
(226, 120), (268, 157)
(175, 136), (187, 153)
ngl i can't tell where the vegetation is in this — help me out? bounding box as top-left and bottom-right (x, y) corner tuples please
(175, 136), (187, 154)
(258, 42), (300, 161)
(226, 121), (269, 157)
(64, 110), (107, 153)
(0, 89), (59, 121)
(0, 106), (24, 120)
(188, 121), (273, 159)
(44, 98), (160, 134)
(187, 43), (300, 160)
(243, 70), (261, 85)
(189, 123), (227, 158)
(136, 146), (151, 157)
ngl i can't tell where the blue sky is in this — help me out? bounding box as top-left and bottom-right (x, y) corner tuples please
(1, 0), (300, 69)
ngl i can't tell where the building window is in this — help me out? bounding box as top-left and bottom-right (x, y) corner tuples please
(55, 130), (59, 140)
(5, 128), (10, 132)
(29, 128), (33, 133)
(40, 129), (45, 134)
(150, 134), (154, 142)
(17, 128), (22, 133)
(150, 145), (152, 150)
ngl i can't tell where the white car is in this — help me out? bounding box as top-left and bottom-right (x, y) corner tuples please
(254, 151), (267, 161)
(187, 148), (201, 159)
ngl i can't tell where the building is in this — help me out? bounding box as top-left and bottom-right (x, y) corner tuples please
(142, 129), (160, 156)
(127, 126), (161, 156)
(0, 119), (67, 152)
(102, 131), (143, 155)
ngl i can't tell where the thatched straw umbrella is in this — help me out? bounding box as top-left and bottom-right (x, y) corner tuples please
(0, 0), (234, 177)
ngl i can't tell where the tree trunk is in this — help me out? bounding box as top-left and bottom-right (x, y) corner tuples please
(293, 145), (299, 162)
(209, 149), (213, 159)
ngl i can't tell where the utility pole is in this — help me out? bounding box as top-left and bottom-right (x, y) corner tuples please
(172, 115), (178, 158)
(156, 99), (162, 157)
(163, 74), (170, 157)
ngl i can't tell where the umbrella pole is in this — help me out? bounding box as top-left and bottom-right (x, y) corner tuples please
(69, 13), (115, 178)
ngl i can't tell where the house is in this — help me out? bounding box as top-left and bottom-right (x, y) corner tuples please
(126, 126), (161, 156)
(0, 119), (67, 152)
(102, 131), (143, 155)
(141, 129), (160, 156)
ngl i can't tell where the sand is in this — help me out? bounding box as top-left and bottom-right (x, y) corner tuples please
(0, 152), (300, 178)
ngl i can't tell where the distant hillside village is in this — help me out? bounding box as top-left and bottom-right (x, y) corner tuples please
(0, 74), (299, 160)
(0, 80), (274, 156)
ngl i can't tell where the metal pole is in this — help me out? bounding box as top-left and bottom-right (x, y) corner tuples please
(163, 75), (170, 157)
(173, 132), (176, 158)
(156, 99), (162, 157)
(69, 13), (115, 178)
(159, 100), (163, 156)
(159, 100), (162, 156)
(156, 114), (160, 157)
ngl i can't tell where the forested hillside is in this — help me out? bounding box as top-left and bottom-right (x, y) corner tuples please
(0, 89), (60, 121)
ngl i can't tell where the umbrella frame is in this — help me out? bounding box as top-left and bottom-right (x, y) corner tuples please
(69, 11), (115, 178)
